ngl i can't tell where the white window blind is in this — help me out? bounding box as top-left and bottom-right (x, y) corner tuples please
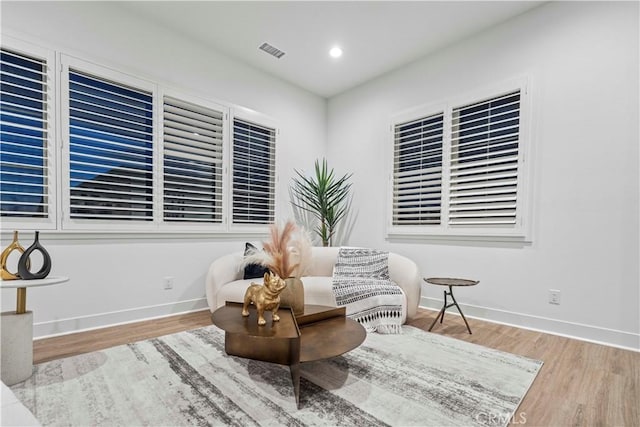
(68, 69), (154, 221)
(392, 112), (444, 225)
(449, 90), (521, 226)
(0, 48), (50, 218)
(163, 96), (223, 223)
(2, 40), (281, 234)
(389, 83), (528, 240)
(232, 118), (275, 225)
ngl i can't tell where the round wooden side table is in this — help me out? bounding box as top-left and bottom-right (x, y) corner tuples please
(424, 277), (478, 334)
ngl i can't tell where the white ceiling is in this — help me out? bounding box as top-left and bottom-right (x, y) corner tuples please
(120, 1), (544, 98)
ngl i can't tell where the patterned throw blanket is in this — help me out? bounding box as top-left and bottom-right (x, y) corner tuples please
(332, 248), (404, 334)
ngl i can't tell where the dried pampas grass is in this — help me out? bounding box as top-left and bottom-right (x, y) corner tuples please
(241, 220), (313, 279)
(263, 220), (297, 279)
(289, 226), (312, 278)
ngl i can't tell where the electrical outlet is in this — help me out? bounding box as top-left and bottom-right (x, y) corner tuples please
(163, 276), (174, 290)
(548, 289), (561, 305)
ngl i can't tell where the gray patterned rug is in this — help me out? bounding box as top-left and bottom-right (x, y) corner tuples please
(11, 325), (542, 426)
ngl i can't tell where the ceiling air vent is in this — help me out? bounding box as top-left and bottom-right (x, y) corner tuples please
(259, 42), (285, 59)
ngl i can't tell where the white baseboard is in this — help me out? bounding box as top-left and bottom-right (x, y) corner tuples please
(34, 298), (209, 339)
(420, 297), (640, 352)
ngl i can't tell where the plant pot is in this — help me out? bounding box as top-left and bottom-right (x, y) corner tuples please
(280, 277), (304, 317)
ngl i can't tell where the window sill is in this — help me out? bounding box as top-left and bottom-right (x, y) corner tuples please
(386, 231), (532, 247)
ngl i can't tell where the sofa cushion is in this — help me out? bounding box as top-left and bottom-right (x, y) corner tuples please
(215, 276), (337, 309)
(298, 276), (337, 307)
(217, 279), (255, 307)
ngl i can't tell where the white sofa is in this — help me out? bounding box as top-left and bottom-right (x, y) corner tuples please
(205, 246), (422, 322)
(1, 381), (40, 426)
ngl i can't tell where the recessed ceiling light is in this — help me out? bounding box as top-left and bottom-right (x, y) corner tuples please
(329, 46), (343, 58)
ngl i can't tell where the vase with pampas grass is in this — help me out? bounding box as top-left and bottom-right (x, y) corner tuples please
(242, 220), (312, 316)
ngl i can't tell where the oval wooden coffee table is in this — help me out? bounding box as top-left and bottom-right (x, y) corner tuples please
(211, 302), (365, 408)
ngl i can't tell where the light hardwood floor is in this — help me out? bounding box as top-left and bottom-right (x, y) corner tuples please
(33, 308), (639, 426)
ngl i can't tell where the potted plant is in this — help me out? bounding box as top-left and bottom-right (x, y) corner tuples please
(290, 158), (353, 247)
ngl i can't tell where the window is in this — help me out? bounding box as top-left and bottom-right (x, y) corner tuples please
(2, 38), (279, 235)
(61, 57), (277, 232)
(389, 83), (530, 240)
(231, 117), (276, 225)
(0, 45), (54, 227)
(162, 96), (224, 224)
(392, 112), (444, 226)
(449, 91), (521, 227)
(66, 66), (154, 223)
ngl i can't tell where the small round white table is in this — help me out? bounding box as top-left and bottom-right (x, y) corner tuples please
(1, 276), (68, 385)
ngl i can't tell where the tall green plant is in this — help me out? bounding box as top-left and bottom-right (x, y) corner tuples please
(290, 159), (353, 247)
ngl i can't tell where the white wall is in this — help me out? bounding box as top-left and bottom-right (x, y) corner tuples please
(327, 1), (639, 349)
(0, 2), (327, 336)
(2, 2), (638, 350)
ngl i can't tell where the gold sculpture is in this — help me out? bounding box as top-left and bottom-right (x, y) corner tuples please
(1, 231), (29, 280)
(242, 271), (287, 326)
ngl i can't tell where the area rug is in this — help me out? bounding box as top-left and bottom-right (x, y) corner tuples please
(11, 325), (542, 426)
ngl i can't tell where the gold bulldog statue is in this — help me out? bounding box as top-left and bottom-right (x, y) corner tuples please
(242, 271), (287, 326)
